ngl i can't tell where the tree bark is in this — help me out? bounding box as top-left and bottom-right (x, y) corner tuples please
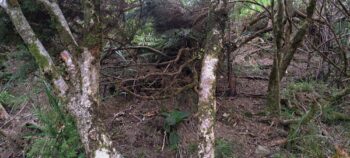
(267, 0), (316, 114)
(0, 0), (123, 157)
(0, 0), (68, 96)
(36, 0), (78, 51)
(266, 0), (284, 115)
(198, 1), (229, 157)
(198, 53), (219, 158)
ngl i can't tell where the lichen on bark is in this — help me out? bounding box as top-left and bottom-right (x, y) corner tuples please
(198, 23), (225, 158)
(28, 43), (50, 70)
(198, 49), (220, 158)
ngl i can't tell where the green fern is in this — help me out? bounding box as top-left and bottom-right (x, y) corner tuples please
(26, 83), (84, 158)
(0, 91), (27, 109)
(161, 110), (189, 150)
(215, 138), (234, 158)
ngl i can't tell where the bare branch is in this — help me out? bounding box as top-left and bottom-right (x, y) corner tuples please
(36, 0), (78, 50)
(0, 0), (68, 96)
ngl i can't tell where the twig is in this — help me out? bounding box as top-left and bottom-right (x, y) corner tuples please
(1, 99), (29, 128)
(161, 131), (166, 151)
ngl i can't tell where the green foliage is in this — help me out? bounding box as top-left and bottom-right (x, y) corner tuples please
(132, 21), (165, 47)
(282, 81), (331, 106)
(281, 80), (349, 157)
(321, 105), (350, 123)
(161, 110), (189, 150)
(0, 1), (52, 45)
(0, 45), (37, 85)
(284, 81), (315, 95)
(285, 80), (335, 96)
(334, 19), (350, 46)
(1, 0), (44, 44)
(234, 0), (270, 18)
(10, 45), (37, 80)
(281, 80), (350, 123)
(0, 91), (27, 108)
(215, 138), (234, 158)
(26, 83), (84, 158)
(287, 124), (330, 158)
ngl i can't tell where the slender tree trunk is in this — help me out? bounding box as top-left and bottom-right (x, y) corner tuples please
(266, 0), (284, 115)
(0, 0), (123, 157)
(62, 49), (123, 158)
(36, 0), (78, 51)
(198, 52), (219, 158)
(267, 0), (316, 115)
(0, 0), (68, 96)
(198, 1), (229, 157)
(267, 56), (281, 114)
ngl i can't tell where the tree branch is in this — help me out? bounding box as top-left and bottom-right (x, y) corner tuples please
(36, 0), (78, 51)
(0, 0), (68, 96)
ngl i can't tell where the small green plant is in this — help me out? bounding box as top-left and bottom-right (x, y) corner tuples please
(287, 124), (329, 158)
(25, 83), (84, 158)
(161, 110), (190, 150)
(132, 21), (165, 47)
(9, 45), (37, 81)
(283, 81), (331, 99)
(215, 138), (234, 158)
(0, 91), (27, 109)
(284, 81), (314, 97)
(1, 45), (37, 86)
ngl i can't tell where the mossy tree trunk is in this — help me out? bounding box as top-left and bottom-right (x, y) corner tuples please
(198, 0), (229, 157)
(0, 0), (122, 157)
(267, 0), (284, 115)
(267, 0), (316, 115)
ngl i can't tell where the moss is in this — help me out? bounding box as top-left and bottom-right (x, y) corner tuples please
(28, 44), (49, 69)
(83, 33), (101, 47)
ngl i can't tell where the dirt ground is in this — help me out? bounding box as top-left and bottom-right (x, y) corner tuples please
(98, 42), (347, 158)
(1, 41), (349, 158)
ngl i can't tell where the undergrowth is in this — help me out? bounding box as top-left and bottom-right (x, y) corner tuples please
(281, 80), (350, 157)
(0, 91), (27, 109)
(161, 110), (189, 150)
(215, 138), (235, 158)
(25, 83), (84, 158)
(0, 45), (37, 87)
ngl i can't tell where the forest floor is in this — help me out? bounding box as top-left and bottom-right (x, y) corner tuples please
(0, 40), (349, 158)
(99, 41), (350, 158)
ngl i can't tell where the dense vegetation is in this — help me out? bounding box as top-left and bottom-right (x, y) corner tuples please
(0, 0), (349, 157)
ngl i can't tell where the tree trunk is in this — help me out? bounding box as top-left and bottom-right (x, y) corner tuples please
(0, 0), (68, 96)
(36, 0), (78, 51)
(0, 0), (123, 157)
(198, 1), (229, 157)
(266, 0), (283, 115)
(61, 49), (123, 158)
(267, 56), (281, 114)
(267, 0), (316, 115)
(198, 53), (219, 158)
